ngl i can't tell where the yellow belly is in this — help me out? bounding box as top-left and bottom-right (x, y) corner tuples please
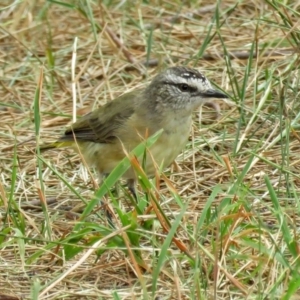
(76, 116), (191, 179)
(142, 129), (189, 175)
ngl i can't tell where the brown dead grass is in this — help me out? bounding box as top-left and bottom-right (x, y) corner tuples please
(1, 0), (300, 299)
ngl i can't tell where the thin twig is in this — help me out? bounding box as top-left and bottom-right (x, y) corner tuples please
(125, 49), (296, 71)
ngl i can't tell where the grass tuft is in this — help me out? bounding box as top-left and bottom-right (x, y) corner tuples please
(1, 0), (300, 299)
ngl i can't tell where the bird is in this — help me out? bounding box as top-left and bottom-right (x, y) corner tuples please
(41, 66), (228, 199)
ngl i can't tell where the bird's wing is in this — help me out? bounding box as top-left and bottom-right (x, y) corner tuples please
(60, 91), (138, 144)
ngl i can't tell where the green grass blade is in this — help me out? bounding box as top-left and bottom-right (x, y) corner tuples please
(151, 204), (187, 296)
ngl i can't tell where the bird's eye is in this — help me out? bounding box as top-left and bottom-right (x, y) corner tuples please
(179, 84), (189, 91)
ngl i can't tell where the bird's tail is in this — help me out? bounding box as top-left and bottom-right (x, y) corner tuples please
(39, 141), (74, 152)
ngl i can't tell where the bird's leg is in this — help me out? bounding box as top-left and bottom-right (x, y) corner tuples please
(127, 178), (137, 202)
(98, 173), (114, 227)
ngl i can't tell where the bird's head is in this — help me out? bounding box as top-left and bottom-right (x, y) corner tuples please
(145, 66), (228, 113)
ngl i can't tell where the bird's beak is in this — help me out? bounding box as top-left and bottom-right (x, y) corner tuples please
(200, 89), (228, 99)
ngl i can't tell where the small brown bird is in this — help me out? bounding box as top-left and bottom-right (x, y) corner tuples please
(41, 66), (228, 197)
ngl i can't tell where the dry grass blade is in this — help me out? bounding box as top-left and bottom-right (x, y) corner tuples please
(39, 225), (131, 297)
(1, 0), (300, 299)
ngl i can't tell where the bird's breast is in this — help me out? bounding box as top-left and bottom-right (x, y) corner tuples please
(142, 115), (192, 175)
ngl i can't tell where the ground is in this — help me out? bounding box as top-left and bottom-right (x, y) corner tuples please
(1, 0), (300, 299)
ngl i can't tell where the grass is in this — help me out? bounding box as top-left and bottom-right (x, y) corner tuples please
(1, 0), (300, 299)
